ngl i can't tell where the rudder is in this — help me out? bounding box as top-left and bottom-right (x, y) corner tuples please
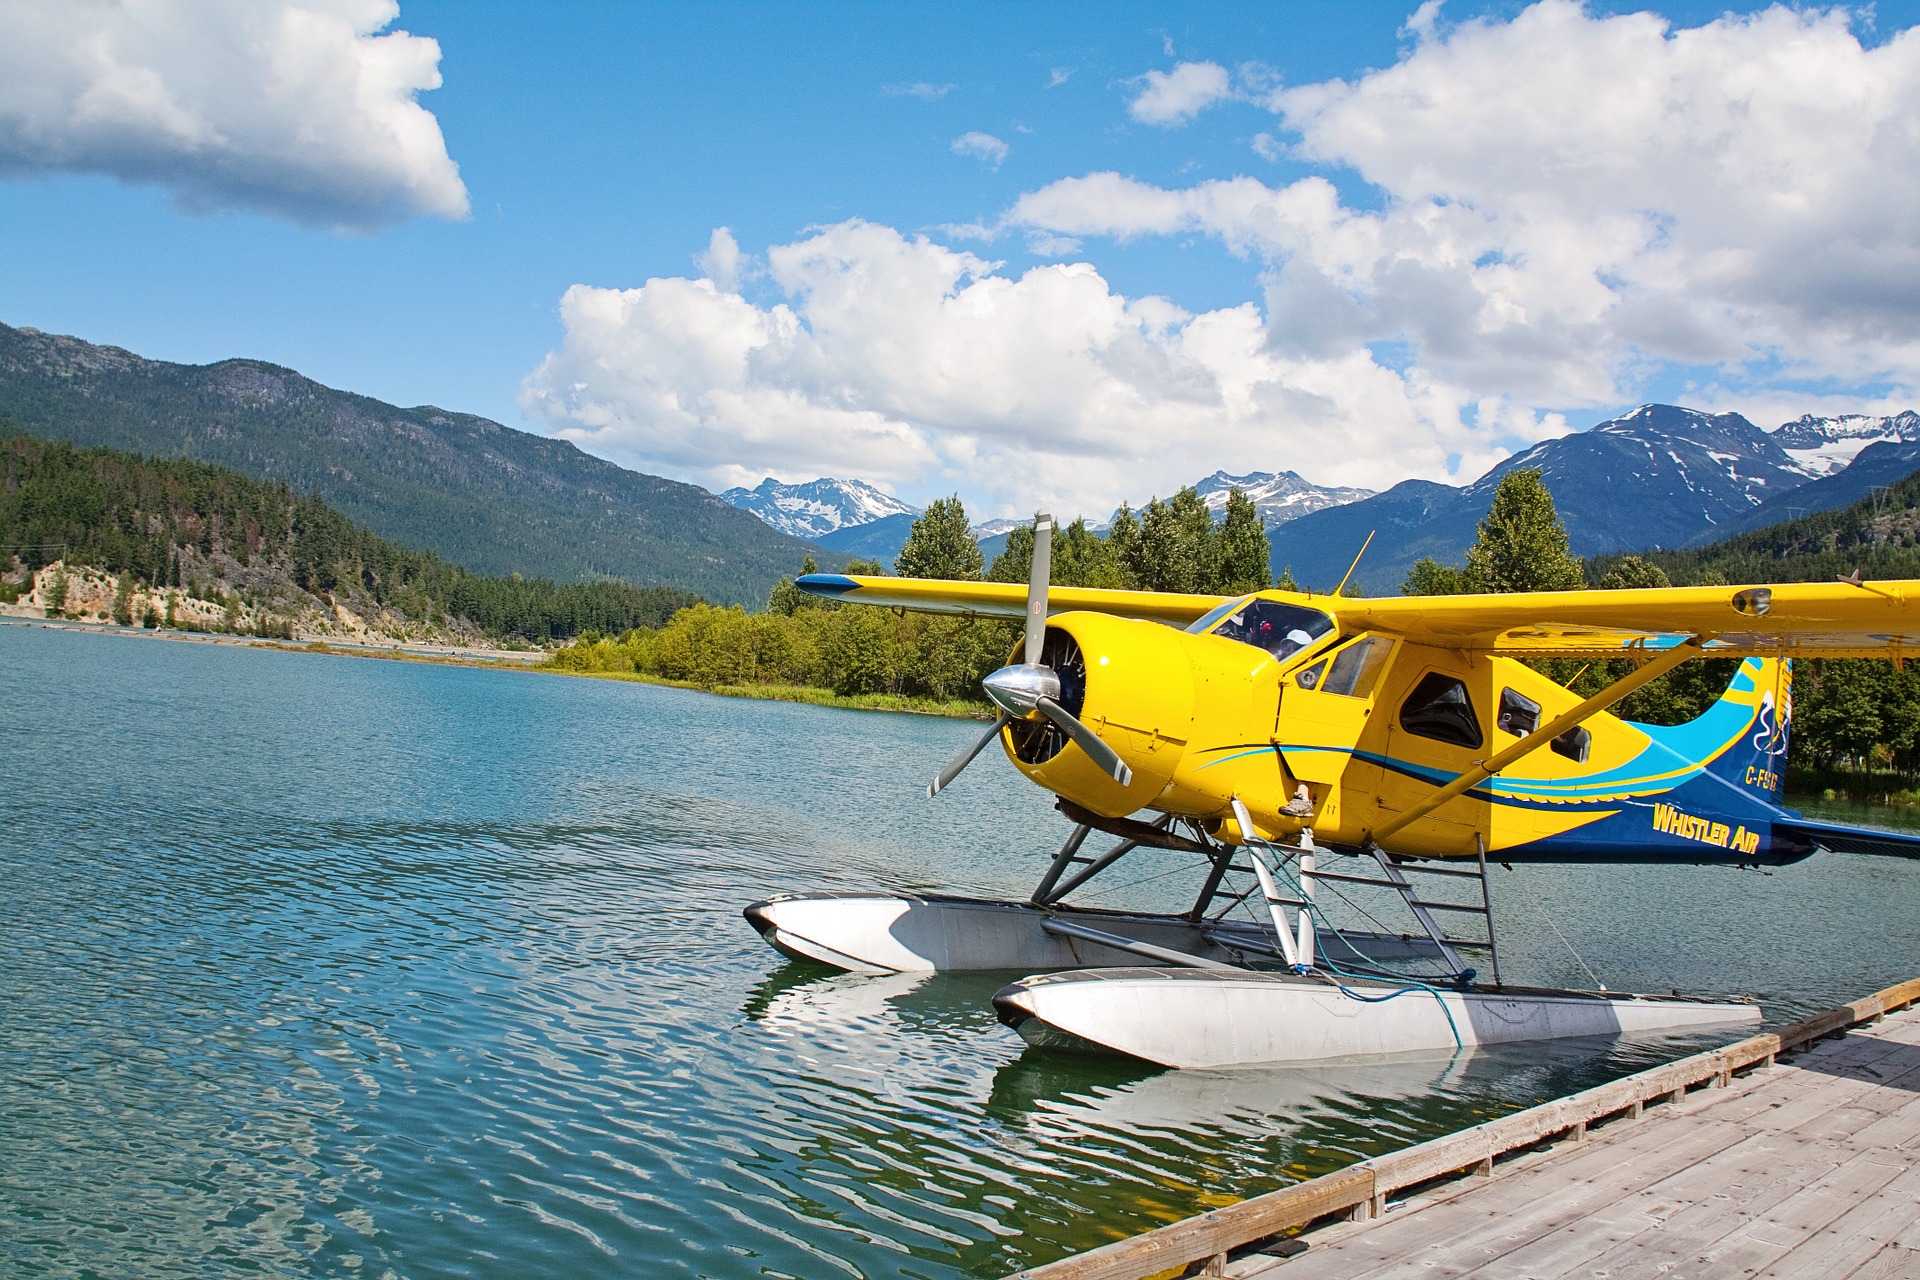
(1704, 657), (1791, 799)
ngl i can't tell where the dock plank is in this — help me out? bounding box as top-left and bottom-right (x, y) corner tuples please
(1274, 1119), (1756, 1279)
(1754, 1161), (1920, 1278)
(1243, 1005), (1920, 1280)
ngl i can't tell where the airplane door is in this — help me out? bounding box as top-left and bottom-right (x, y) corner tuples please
(1275, 635), (1396, 788)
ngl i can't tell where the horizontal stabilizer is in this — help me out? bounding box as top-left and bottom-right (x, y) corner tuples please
(1775, 818), (1920, 860)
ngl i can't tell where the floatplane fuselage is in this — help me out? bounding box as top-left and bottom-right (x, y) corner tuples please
(744, 516), (1920, 1068)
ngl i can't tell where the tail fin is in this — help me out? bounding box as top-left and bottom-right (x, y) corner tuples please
(1636, 657), (1791, 801)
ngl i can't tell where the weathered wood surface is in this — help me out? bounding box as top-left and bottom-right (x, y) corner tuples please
(1248, 1003), (1920, 1279)
(1006, 979), (1920, 1280)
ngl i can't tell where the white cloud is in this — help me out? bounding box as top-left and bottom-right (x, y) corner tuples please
(883, 81), (953, 101)
(696, 227), (745, 292)
(0, 0), (467, 229)
(1128, 61), (1233, 126)
(951, 131), (1008, 167)
(1015, 2), (1920, 411)
(1047, 67), (1074, 89)
(521, 221), (1558, 518)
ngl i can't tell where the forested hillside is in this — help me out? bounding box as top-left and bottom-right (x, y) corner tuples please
(0, 323), (818, 604)
(0, 435), (697, 643)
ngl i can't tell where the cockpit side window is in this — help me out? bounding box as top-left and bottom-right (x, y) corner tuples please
(1205, 600), (1335, 662)
(1399, 672), (1484, 749)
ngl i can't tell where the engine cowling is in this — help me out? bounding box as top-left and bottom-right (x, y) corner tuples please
(999, 614), (1196, 817)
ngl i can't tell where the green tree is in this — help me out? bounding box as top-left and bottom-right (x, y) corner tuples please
(820, 604), (906, 695)
(1107, 504), (1142, 588)
(1214, 489), (1270, 593)
(1275, 565), (1301, 592)
(990, 516), (1121, 588)
(45, 565), (68, 617)
(895, 496), (982, 580)
(1596, 555), (1672, 591)
(1401, 557), (1470, 595)
(1055, 518), (1121, 588)
(1133, 488), (1214, 592)
(768, 554), (826, 615)
(112, 572), (134, 626)
(1463, 469), (1583, 593)
(986, 524), (1034, 584)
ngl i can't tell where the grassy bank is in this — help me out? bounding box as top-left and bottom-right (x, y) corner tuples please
(537, 664), (993, 719)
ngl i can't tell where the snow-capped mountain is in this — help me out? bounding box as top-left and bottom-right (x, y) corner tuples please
(1273, 405), (1824, 593)
(969, 518), (1024, 539)
(1190, 470), (1375, 528)
(719, 477), (917, 539)
(1767, 411), (1920, 476)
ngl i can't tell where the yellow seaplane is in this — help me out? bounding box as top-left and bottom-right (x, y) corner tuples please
(745, 516), (1920, 1068)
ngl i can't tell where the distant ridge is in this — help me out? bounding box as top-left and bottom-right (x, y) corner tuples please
(1189, 469), (1374, 527)
(719, 476), (916, 539)
(1272, 405), (1824, 593)
(0, 323), (819, 605)
(1768, 410), (1920, 476)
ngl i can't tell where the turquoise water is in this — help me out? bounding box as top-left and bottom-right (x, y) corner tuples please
(4, 622), (1919, 1278)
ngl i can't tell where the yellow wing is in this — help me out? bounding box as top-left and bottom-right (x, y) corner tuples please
(1333, 580), (1920, 659)
(796, 573), (1228, 626)
(800, 572), (1920, 660)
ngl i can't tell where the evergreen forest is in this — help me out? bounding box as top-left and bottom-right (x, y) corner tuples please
(0, 434), (697, 642)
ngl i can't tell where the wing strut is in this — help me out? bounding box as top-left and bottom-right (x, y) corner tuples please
(1368, 635), (1709, 845)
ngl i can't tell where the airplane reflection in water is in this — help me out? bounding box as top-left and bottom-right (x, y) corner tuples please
(743, 960), (1746, 1146)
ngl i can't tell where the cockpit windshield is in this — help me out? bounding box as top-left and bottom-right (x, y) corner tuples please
(1183, 596), (1253, 636)
(1198, 599), (1335, 662)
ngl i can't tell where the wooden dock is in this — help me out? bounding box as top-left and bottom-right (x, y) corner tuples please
(1007, 978), (1920, 1280)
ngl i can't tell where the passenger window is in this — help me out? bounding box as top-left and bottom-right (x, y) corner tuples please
(1497, 687), (1541, 737)
(1399, 673), (1484, 749)
(1552, 725), (1591, 763)
(1295, 660), (1327, 690)
(1322, 636), (1391, 698)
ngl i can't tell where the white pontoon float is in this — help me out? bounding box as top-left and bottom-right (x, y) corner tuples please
(746, 802), (1758, 1069)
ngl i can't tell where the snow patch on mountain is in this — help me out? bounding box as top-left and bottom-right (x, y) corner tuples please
(1767, 411), (1920, 477)
(1190, 470), (1375, 527)
(719, 477), (917, 539)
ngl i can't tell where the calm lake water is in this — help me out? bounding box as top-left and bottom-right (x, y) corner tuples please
(4, 621), (1919, 1278)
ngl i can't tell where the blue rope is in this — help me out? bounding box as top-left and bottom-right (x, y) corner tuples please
(1254, 841), (1466, 1051)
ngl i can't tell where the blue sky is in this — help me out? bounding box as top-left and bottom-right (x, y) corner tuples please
(2, 1), (1918, 520)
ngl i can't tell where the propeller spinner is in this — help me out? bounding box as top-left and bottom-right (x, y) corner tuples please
(926, 513), (1134, 797)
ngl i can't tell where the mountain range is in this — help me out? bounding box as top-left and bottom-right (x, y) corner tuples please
(1269, 405), (1919, 592)
(727, 404), (1920, 592)
(0, 323), (818, 605)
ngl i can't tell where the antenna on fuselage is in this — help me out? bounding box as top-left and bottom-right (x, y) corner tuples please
(1332, 530), (1375, 597)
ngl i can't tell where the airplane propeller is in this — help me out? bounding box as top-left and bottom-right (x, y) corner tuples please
(926, 512), (1133, 797)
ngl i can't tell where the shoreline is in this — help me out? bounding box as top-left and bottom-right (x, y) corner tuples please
(0, 614), (995, 720)
(0, 614), (544, 667)
(540, 665), (996, 720)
